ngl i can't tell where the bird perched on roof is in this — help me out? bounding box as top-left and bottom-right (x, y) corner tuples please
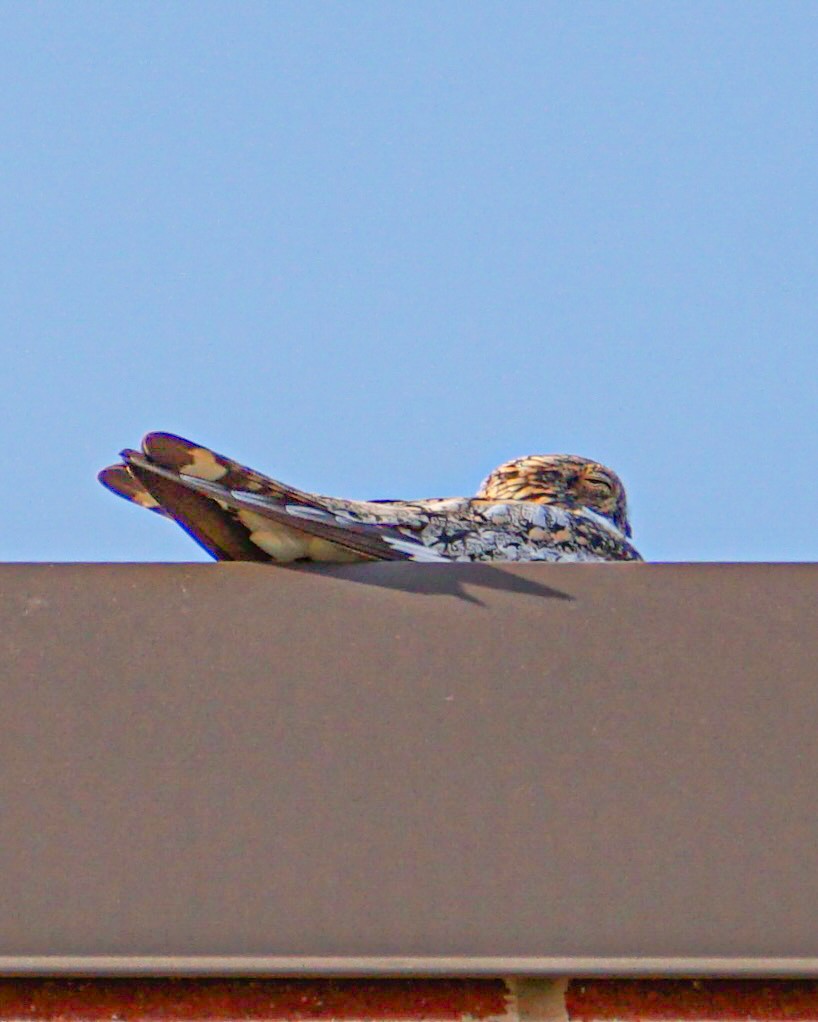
(98, 433), (642, 564)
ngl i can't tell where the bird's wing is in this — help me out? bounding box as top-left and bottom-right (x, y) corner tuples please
(98, 464), (172, 517)
(99, 432), (450, 563)
(99, 458), (278, 561)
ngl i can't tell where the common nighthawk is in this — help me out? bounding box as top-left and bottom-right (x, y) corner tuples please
(98, 433), (642, 563)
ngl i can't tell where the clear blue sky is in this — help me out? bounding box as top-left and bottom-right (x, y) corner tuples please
(2, 2), (816, 562)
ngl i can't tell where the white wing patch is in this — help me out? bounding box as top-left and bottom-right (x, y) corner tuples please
(282, 503), (337, 522)
(382, 537), (448, 562)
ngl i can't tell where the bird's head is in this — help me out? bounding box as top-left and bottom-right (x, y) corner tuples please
(477, 454), (632, 537)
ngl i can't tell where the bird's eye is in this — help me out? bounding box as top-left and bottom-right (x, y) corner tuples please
(584, 474), (614, 492)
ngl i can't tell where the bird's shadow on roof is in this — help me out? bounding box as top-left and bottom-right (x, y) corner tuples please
(295, 561), (575, 606)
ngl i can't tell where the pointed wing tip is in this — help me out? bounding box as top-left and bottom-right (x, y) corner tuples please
(140, 431), (212, 473)
(98, 464), (126, 488)
(141, 430), (193, 452)
(98, 463), (165, 513)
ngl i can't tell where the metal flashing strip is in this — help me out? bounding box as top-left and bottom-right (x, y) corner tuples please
(4, 957), (818, 977)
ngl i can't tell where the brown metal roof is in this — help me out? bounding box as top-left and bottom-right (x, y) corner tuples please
(2, 561), (818, 976)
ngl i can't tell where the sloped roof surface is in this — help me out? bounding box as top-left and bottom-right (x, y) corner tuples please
(2, 562), (817, 974)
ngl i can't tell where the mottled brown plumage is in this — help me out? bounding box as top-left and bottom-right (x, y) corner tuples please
(99, 433), (642, 564)
(478, 454), (632, 537)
